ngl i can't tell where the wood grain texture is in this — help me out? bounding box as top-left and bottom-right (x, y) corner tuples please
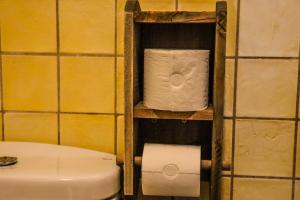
(134, 102), (213, 121)
(135, 11), (216, 24)
(211, 2), (227, 200)
(124, 0), (141, 196)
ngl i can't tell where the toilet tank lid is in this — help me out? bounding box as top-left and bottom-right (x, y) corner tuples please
(0, 142), (120, 199)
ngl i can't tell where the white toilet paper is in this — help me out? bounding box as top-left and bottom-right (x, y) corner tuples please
(144, 49), (209, 111)
(142, 143), (201, 197)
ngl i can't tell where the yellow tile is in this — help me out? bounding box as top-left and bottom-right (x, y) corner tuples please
(296, 181), (300, 200)
(235, 119), (294, 177)
(233, 178), (292, 200)
(117, 115), (124, 161)
(60, 114), (114, 153)
(139, 0), (175, 11)
(0, 0), (56, 52)
(226, 0), (237, 56)
(59, 0), (115, 54)
(4, 112), (58, 144)
(2, 56), (57, 111)
(179, 0), (237, 56)
(117, 0), (126, 55)
(239, 0), (300, 57)
(223, 119), (232, 175)
(297, 124), (300, 177)
(178, 0), (216, 11)
(224, 59), (234, 117)
(60, 57), (114, 113)
(117, 57), (124, 114)
(0, 114), (2, 141)
(236, 59), (298, 118)
(221, 177), (231, 200)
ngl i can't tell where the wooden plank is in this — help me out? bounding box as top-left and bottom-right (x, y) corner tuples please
(124, 0), (141, 196)
(134, 102), (213, 121)
(135, 11), (216, 23)
(211, 2), (227, 200)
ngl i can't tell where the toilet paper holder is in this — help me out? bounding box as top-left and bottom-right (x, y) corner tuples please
(124, 0), (228, 198)
(117, 156), (231, 171)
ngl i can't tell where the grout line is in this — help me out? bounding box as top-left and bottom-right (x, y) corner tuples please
(0, 29), (5, 141)
(2, 110), (116, 116)
(3, 51), (299, 60)
(1, 51), (124, 58)
(226, 56), (299, 60)
(114, 0), (118, 156)
(56, 0), (61, 145)
(230, 0), (241, 199)
(292, 45), (300, 200)
(224, 116), (296, 121)
(223, 174), (294, 180)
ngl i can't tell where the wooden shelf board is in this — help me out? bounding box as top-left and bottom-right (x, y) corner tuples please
(134, 11), (216, 24)
(133, 102), (213, 121)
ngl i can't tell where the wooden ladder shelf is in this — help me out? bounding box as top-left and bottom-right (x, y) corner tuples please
(124, 0), (227, 199)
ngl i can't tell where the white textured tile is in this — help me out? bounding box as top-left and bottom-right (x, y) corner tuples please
(224, 59), (234, 117)
(236, 59), (298, 118)
(233, 178), (292, 200)
(223, 119), (232, 176)
(239, 0), (300, 57)
(235, 119), (294, 177)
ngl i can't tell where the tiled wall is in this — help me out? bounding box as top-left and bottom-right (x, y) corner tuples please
(0, 0), (124, 158)
(0, 0), (300, 199)
(221, 0), (300, 200)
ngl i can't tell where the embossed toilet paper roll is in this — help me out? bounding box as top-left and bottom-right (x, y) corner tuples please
(144, 49), (209, 111)
(142, 143), (201, 197)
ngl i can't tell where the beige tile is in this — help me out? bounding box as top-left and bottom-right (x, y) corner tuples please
(297, 124), (300, 177)
(60, 57), (114, 113)
(139, 0), (175, 11)
(59, 0), (115, 54)
(221, 177), (231, 200)
(60, 114), (114, 153)
(239, 0), (300, 57)
(224, 59), (234, 117)
(223, 119), (232, 175)
(233, 178), (292, 200)
(296, 181), (300, 200)
(117, 0), (126, 55)
(235, 119), (294, 177)
(117, 57), (124, 114)
(4, 112), (58, 144)
(117, 115), (124, 161)
(0, 0), (56, 52)
(2, 55), (57, 111)
(178, 0), (216, 11)
(226, 0), (237, 56)
(236, 59), (298, 118)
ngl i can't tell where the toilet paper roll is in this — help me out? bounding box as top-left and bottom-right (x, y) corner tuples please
(144, 49), (209, 111)
(142, 143), (201, 197)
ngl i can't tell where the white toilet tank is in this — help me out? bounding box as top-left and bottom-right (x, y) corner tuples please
(0, 142), (120, 200)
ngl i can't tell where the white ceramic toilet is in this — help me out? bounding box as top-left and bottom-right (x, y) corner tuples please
(0, 142), (120, 200)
